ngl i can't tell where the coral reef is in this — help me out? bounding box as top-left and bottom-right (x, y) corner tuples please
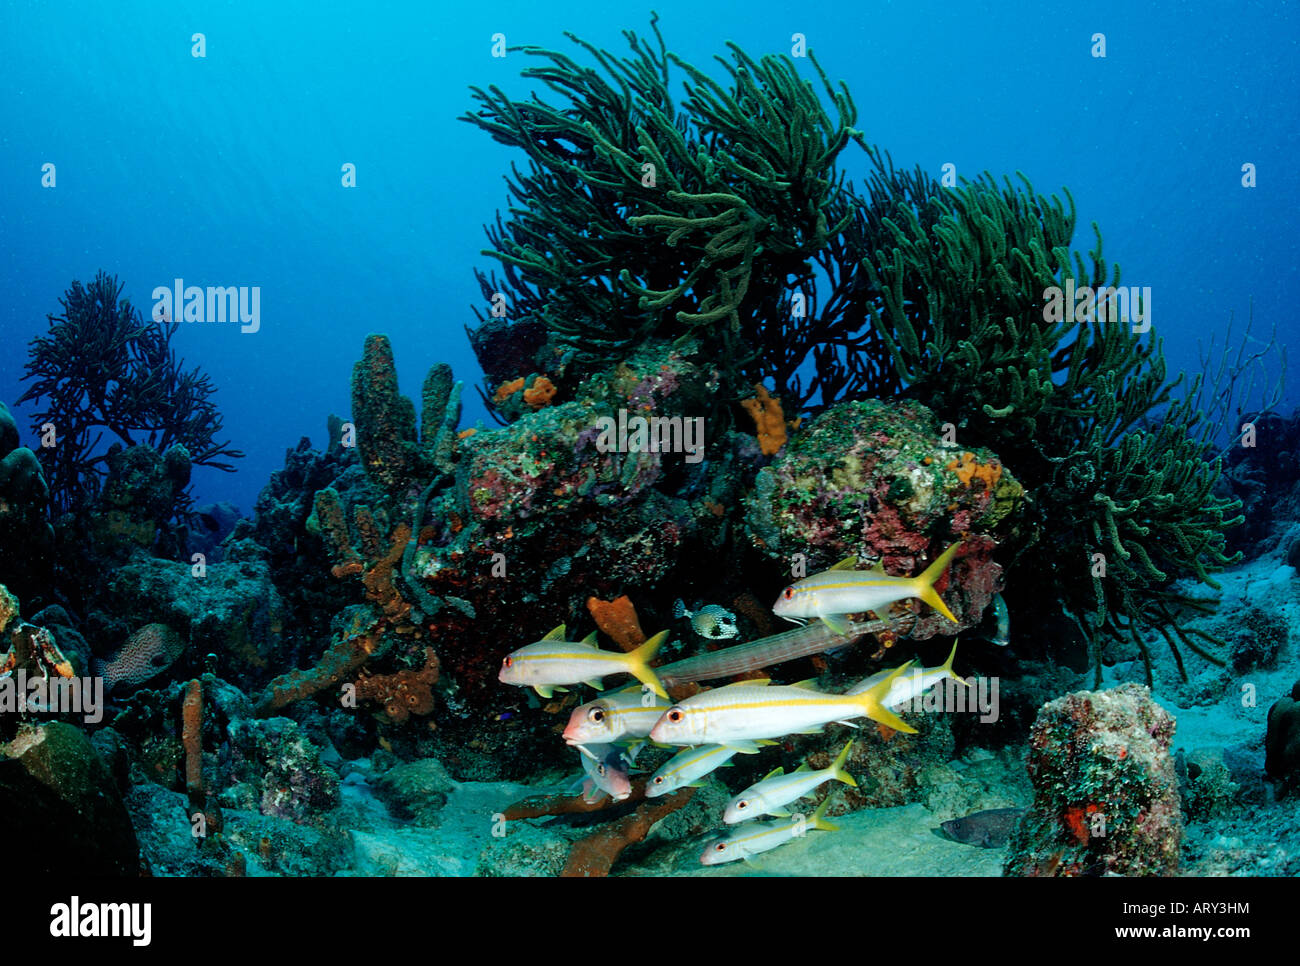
(98, 543), (285, 688)
(463, 20), (1244, 685)
(353, 647), (440, 724)
(746, 398), (1023, 637)
(90, 443), (192, 557)
(1005, 684), (1182, 876)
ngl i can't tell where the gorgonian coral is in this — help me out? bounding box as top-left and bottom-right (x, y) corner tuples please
(19, 271), (242, 514)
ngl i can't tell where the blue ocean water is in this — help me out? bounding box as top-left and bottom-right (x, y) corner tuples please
(1, 0), (1295, 512)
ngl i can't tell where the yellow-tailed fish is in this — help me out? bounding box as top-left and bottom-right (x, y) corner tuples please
(648, 662), (918, 747)
(498, 625), (669, 698)
(772, 542), (962, 634)
(701, 796), (837, 865)
(846, 640), (966, 707)
(723, 739), (857, 824)
(563, 685), (672, 746)
(644, 741), (770, 798)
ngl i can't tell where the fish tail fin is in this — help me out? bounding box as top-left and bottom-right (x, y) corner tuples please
(673, 599), (688, 619)
(942, 637), (965, 683)
(914, 542), (961, 623)
(855, 663), (919, 735)
(831, 739), (857, 788)
(810, 796), (838, 832)
(629, 630), (670, 698)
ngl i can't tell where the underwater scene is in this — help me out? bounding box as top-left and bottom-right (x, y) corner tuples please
(2, 0), (1298, 896)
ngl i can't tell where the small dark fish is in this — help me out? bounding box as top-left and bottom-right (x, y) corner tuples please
(939, 807), (1025, 848)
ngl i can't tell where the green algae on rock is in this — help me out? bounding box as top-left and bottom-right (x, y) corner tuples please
(0, 722), (141, 875)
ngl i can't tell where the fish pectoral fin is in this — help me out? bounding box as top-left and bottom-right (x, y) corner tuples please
(820, 614), (852, 635)
(534, 685), (555, 698)
(769, 808), (792, 818)
(583, 678), (604, 689)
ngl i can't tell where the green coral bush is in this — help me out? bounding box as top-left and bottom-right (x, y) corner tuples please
(464, 18), (1244, 682)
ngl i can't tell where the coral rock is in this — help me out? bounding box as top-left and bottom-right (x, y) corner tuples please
(745, 398), (1024, 636)
(1005, 683), (1182, 877)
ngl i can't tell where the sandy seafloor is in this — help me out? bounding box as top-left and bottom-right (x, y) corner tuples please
(128, 547), (1298, 877)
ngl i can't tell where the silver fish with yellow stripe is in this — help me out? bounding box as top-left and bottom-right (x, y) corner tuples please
(846, 639), (966, 707)
(648, 662), (917, 747)
(723, 739), (857, 823)
(772, 542), (962, 635)
(701, 797), (838, 865)
(563, 685), (672, 746)
(498, 625), (669, 698)
(644, 741), (770, 798)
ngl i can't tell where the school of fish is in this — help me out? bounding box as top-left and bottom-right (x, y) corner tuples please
(499, 543), (971, 865)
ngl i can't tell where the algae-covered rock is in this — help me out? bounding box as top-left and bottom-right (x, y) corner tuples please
(226, 717), (340, 823)
(0, 582), (17, 635)
(1005, 683), (1182, 876)
(374, 757), (456, 825)
(90, 443), (191, 556)
(102, 550), (286, 686)
(745, 398), (1024, 636)
(0, 722), (140, 875)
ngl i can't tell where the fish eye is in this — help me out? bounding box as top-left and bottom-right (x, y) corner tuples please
(597, 764), (606, 776)
(782, 587), (794, 600)
(667, 709), (683, 723)
(713, 843), (727, 852)
(588, 708), (605, 722)
(736, 800), (748, 810)
(653, 775), (664, 784)
(502, 656), (513, 668)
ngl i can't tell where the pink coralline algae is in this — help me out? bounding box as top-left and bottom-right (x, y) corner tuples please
(744, 398), (1024, 637)
(1004, 683), (1183, 877)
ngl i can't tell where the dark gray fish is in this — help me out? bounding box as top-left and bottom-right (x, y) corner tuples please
(939, 807), (1025, 848)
